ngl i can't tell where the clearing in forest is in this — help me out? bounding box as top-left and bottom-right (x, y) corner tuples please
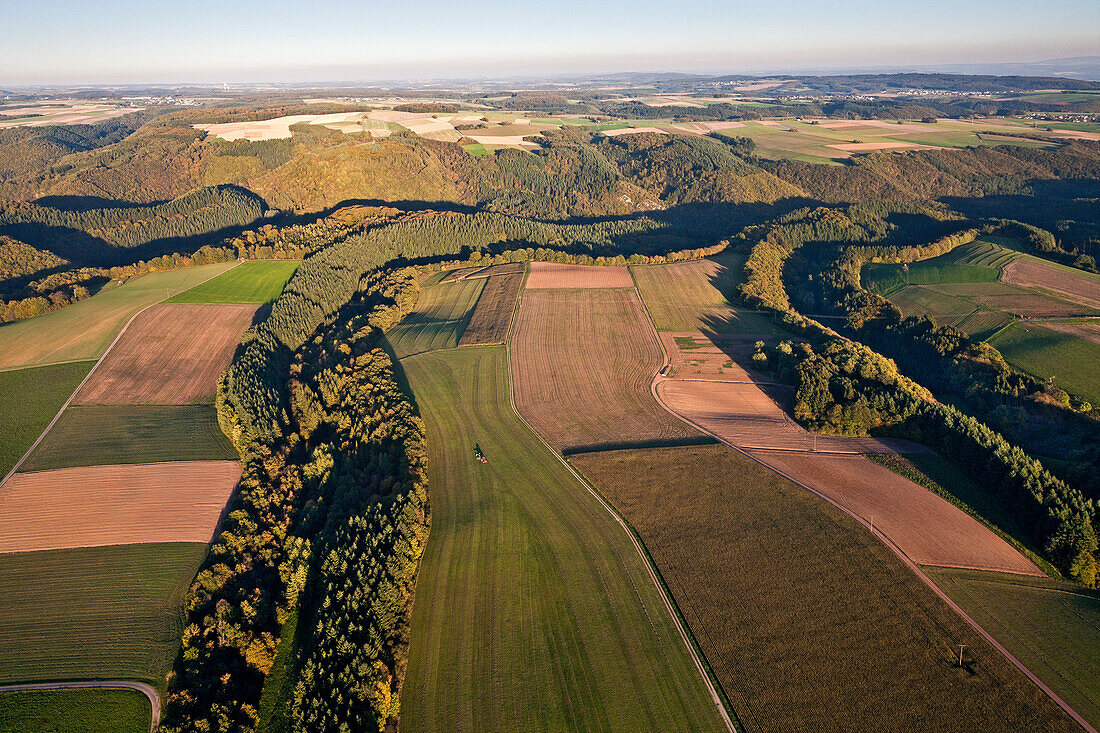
(74, 303), (258, 405)
(167, 259), (299, 305)
(511, 288), (699, 452)
(457, 269), (524, 346)
(0, 542), (207, 685)
(524, 261), (634, 289)
(398, 347), (725, 732)
(570, 444), (1078, 733)
(21, 404), (237, 472)
(0, 461), (241, 553)
(0, 262), (238, 370)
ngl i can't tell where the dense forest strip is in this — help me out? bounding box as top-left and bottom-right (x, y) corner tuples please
(398, 347), (726, 732)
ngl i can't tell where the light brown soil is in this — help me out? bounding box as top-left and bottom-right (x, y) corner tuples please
(0, 461), (240, 553)
(75, 303), (257, 405)
(511, 288), (699, 451)
(971, 293), (1095, 318)
(660, 332), (767, 380)
(656, 378), (909, 453)
(749, 452), (1043, 575)
(1038, 321), (1100, 345)
(524, 262), (634, 289)
(1002, 259), (1100, 310)
(458, 271), (524, 346)
(828, 141), (926, 152)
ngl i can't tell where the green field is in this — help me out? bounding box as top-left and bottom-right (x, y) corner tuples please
(21, 404), (237, 472)
(167, 259), (299, 305)
(631, 252), (776, 334)
(0, 543), (208, 685)
(461, 143), (490, 156)
(887, 286), (979, 326)
(570, 443), (1079, 732)
(0, 361), (94, 478)
(926, 567), (1100, 729)
(0, 262), (238, 370)
(0, 688), (150, 733)
(398, 347), (723, 732)
(989, 323), (1100, 405)
(862, 240), (1010, 297)
(384, 272), (485, 358)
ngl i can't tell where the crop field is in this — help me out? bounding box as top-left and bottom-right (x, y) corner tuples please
(167, 259), (299, 304)
(630, 253), (774, 335)
(511, 288), (699, 452)
(0, 361), (93, 478)
(384, 272), (484, 358)
(0, 688), (150, 733)
(0, 460), (241, 553)
(398, 347), (724, 732)
(1003, 258), (1100, 310)
(524, 262), (634, 289)
(74, 303), (258, 405)
(655, 378), (902, 453)
(887, 286), (982, 328)
(863, 262), (999, 296)
(0, 262), (238, 370)
(0, 103), (141, 128)
(752, 451), (1041, 574)
(989, 323), (1100, 405)
(924, 567), (1100, 729)
(569, 444), (1079, 732)
(0, 542), (207, 685)
(457, 270), (524, 346)
(21, 404), (236, 471)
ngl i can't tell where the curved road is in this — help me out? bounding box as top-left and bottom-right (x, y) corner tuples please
(0, 681), (160, 730)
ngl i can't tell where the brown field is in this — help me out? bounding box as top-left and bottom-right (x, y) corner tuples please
(828, 141), (927, 152)
(511, 288), (699, 451)
(0, 461), (240, 553)
(1039, 321), (1100, 345)
(524, 262), (634, 289)
(660, 332), (765, 379)
(971, 292), (1095, 318)
(75, 303), (257, 405)
(656, 378), (906, 453)
(1002, 259), (1100, 310)
(457, 271), (524, 346)
(751, 451), (1042, 575)
(672, 121), (746, 134)
(570, 444), (1077, 733)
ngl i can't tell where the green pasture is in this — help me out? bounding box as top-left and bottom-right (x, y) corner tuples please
(0, 361), (94, 478)
(167, 259), (299, 305)
(989, 323), (1100, 405)
(0, 688), (150, 733)
(383, 272), (484, 358)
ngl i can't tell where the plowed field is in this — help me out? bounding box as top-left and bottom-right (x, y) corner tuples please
(524, 262), (634, 289)
(0, 461), (241, 553)
(74, 303), (257, 405)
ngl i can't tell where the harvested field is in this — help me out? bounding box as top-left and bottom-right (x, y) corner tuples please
(0, 262), (238, 370)
(457, 270), (524, 346)
(21, 404), (237, 472)
(74, 303), (258, 405)
(660, 332), (763, 380)
(0, 103), (141, 129)
(0, 461), (240, 553)
(671, 121), (746, 134)
(1041, 320), (1100, 345)
(970, 292), (1094, 317)
(399, 347), (724, 731)
(828, 141), (926, 152)
(196, 112), (369, 141)
(0, 361), (93, 479)
(1003, 258), (1100, 310)
(571, 444), (1077, 733)
(925, 567), (1100, 729)
(384, 274), (484, 358)
(749, 451), (1042, 574)
(461, 134), (541, 147)
(512, 288), (699, 452)
(0, 542), (207, 684)
(600, 126), (668, 137)
(524, 261), (633, 289)
(656, 378), (906, 453)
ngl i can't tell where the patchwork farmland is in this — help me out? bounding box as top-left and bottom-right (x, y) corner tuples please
(0, 260), (292, 730)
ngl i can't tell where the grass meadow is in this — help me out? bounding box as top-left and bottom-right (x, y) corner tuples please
(167, 259), (299, 305)
(570, 443), (1079, 732)
(989, 323), (1100, 405)
(21, 404), (237, 471)
(0, 361), (93, 478)
(0, 688), (150, 733)
(398, 346), (724, 732)
(0, 542), (208, 686)
(384, 272), (484, 358)
(925, 567), (1100, 730)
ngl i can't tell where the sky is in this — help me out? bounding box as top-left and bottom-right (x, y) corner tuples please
(2, 0), (1098, 85)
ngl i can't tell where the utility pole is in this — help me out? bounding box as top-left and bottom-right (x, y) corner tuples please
(957, 644), (967, 667)
(869, 514), (874, 534)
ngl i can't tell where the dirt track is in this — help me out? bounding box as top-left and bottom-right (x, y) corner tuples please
(75, 303), (257, 405)
(0, 461), (240, 553)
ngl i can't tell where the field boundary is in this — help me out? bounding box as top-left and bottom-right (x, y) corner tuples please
(0, 263), (240, 493)
(0, 680), (159, 731)
(506, 282), (737, 732)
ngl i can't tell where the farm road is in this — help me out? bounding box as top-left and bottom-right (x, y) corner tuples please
(0, 680), (160, 730)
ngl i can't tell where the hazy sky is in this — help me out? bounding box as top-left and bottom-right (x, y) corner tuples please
(2, 0), (1098, 84)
